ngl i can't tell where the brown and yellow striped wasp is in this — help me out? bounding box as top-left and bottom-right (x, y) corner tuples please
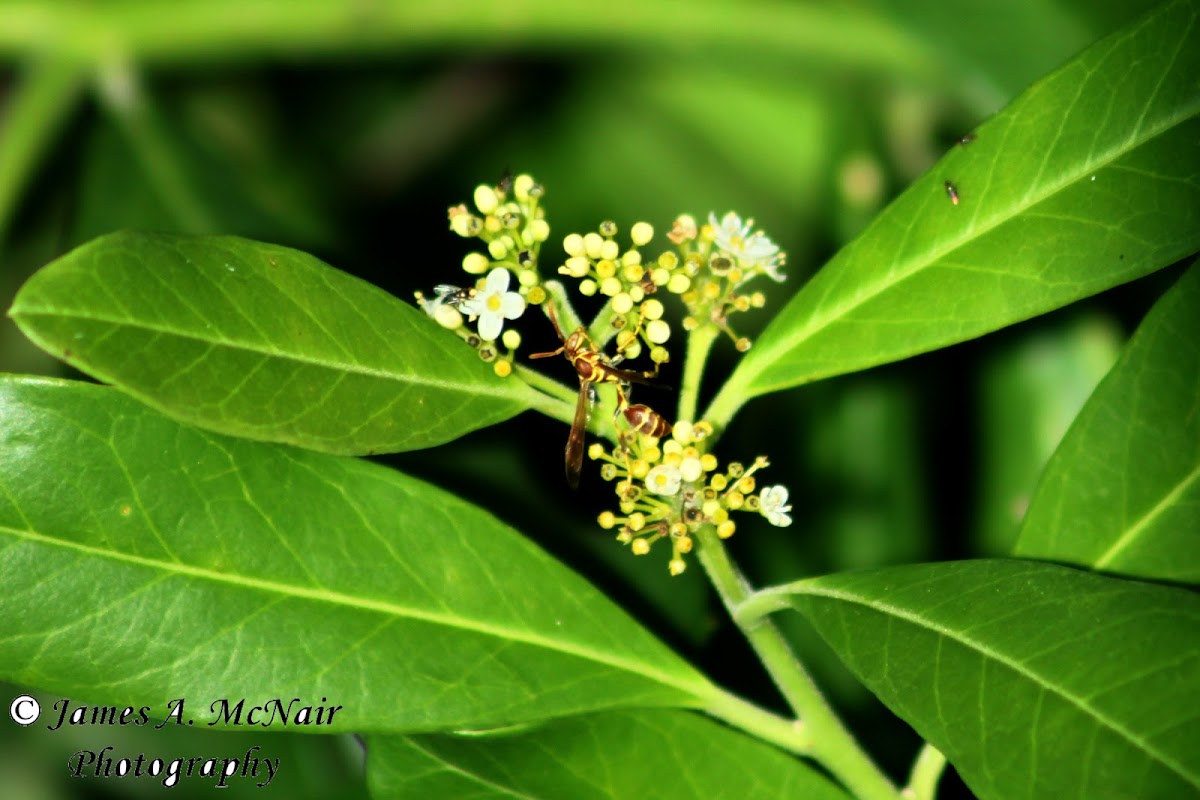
(531, 303), (667, 487)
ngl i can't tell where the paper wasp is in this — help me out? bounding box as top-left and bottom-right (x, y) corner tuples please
(623, 403), (671, 439)
(531, 303), (664, 488)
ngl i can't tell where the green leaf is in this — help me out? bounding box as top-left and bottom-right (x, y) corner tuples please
(8, 231), (550, 454)
(0, 376), (709, 731)
(1015, 265), (1200, 582)
(367, 710), (852, 800)
(752, 559), (1200, 800)
(706, 0), (1200, 428)
(975, 314), (1122, 555)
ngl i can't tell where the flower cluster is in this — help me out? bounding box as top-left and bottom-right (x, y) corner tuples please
(592, 418), (793, 576)
(556, 221), (674, 365)
(419, 176), (797, 576)
(416, 174), (551, 376)
(668, 211), (786, 351)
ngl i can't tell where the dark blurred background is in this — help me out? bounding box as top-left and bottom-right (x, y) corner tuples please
(0, 1), (1176, 797)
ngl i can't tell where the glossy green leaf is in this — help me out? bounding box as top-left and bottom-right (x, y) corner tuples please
(752, 559), (1200, 800)
(0, 376), (710, 731)
(975, 314), (1122, 555)
(8, 231), (551, 454)
(1015, 265), (1200, 581)
(706, 0), (1200, 428)
(367, 710), (851, 800)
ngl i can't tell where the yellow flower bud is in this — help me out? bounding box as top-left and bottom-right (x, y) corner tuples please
(584, 232), (604, 258)
(563, 233), (585, 257)
(641, 298), (664, 320)
(631, 221), (653, 246)
(473, 184), (499, 214)
(632, 538), (651, 555)
(488, 239), (509, 259)
(736, 337), (752, 352)
(651, 267), (671, 286)
(595, 259), (617, 279)
(646, 319), (671, 344)
(598, 511), (616, 529)
(518, 269), (538, 287)
(612, 292), (634, 315)
(667, 273), (691, 294)
(599, 276), (622, 296)
(672, 421), (693, 444)
(700, 453), (718, 472)
(434, 305), (463, 329)
(675, 535), (693, 553)
(463, 252), (490, 274)
(527, 285), (547, 305)
(514, 173), (535, 200)
(717, 520), (737, 539)
(710, 474), (728, 491)
(668, 558), (686, 576)
(564, 256), (591, 278)
(657, 251), (679, 270)
(492, 359), (512, 378)
(579, 279), (598, 296)
(628, 285), (645, 303)
(628, 512), (646, 531)
(502, 329), (522, 350)
(650, 346), (669, 364)
(622, 263), (645, 284)
(588, 443), (605, 460)
(599, 239), (619, 261)
(527, 218), (550, 242)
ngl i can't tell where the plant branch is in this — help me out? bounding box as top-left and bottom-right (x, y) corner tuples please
(700, 686), (812, 757)
(678, 323), (718, 423)
(904, 743), (947, 800)
(94, 59), (215, 233)
(0, 2), (940, 86)
(0, 55), (86, 248)
(696, 525), (899, 800)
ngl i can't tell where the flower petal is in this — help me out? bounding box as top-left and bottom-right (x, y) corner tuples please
(486, 267), (511, 294)
(478, 312), (502, 341)
(499, 291), (526, 320)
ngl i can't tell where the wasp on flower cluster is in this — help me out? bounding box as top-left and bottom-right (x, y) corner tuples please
(531, 303), (669, 488)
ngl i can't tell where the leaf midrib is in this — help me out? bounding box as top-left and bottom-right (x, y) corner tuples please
(1095, 462), (1200, 568)
(0, 521), (708, 701)
(742, 65), (1199, 396)
(12, 306), (533, 401)
(793, 583), (1199, 788)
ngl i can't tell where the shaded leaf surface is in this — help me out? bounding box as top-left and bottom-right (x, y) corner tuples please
(368, 710), (852, 800)
(0, 377), (708, 731)
(710, 0), (1200, 423)
(1016, 265), (1200, 582)
(766, 560), (1200, 800)
(9, 232), (542, 454)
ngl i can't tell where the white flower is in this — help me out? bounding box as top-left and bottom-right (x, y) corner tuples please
(460, 268), (526, 341)
(758, 484), (793, 527)
(645, 464), (683, 496)
(709, 211), (786, 282)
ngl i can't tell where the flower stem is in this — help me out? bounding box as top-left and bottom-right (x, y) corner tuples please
(696, 524), (899, 800)
(905, 743), (947, 800)
(678, 323), (719, 423)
